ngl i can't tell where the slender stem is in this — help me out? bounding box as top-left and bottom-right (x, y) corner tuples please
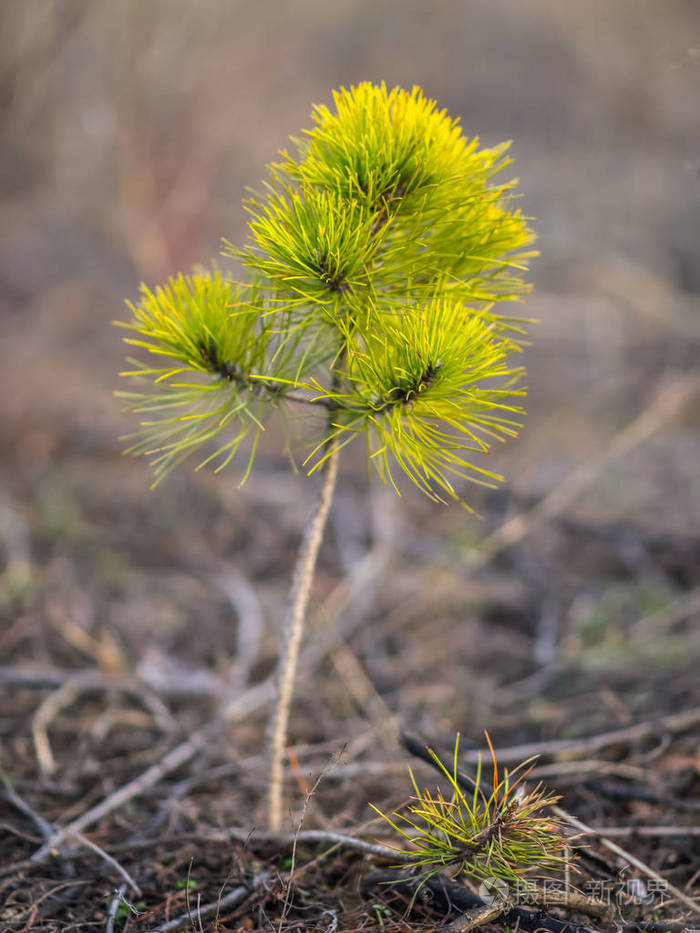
(266, 441), (340, 830)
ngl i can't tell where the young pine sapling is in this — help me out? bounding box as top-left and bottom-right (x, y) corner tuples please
(118, 82), (535, 831)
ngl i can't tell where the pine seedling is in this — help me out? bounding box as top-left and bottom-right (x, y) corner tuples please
(372, 734), (568, 888)
(117, 82), (536, 830)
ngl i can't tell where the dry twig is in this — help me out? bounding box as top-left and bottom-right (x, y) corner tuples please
(21, 679), (272, 871)
(12, 529), (392, 878)
(436, 706), (700, 765)
(582, 826), (700, 837)
(105, 884), (128, 933)
(151, 870), (272, 933)
(552, 806), (700, 917)
(1, 773), (140, 892)
(31, 669), (176, 775)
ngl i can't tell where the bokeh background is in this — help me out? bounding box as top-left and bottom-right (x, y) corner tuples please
(1, 0), (699, 810)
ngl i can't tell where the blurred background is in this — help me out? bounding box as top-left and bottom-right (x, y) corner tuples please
(1, 0), (699, 776)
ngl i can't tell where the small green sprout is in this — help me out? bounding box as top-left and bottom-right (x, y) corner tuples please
(372, 901), (395, 926)
(373, 735), (568, 886)
(113, 897), (145, 921)
(176, 878), (198, 890)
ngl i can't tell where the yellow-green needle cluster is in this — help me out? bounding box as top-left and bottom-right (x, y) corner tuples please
(119, 82), (535, 504)
(373, 735), (567, 885)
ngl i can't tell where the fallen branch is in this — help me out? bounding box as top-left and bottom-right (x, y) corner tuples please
(444, 902), (504, 932)
(105, 827), (403, 858)
(404, 705), (700, 767)
(443, 900), (603, 933)
(0, 664), (225, 696)
(364, 871), (604, 933)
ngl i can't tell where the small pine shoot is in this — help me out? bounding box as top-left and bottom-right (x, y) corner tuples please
(371, 734), (569, 886)
(118, 81), (536, 507)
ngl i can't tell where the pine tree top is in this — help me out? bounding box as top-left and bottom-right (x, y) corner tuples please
(118, 82), (536, 506)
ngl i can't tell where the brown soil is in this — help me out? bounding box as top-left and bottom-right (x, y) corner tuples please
(1, 2), (698, 930)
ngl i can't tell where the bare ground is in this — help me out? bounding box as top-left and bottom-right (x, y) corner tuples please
(1, 2), (699, 930)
